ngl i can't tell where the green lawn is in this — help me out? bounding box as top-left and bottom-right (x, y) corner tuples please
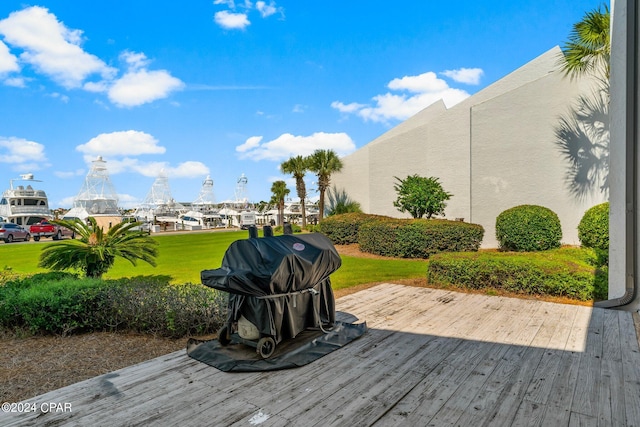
(0, 231), (427, 288)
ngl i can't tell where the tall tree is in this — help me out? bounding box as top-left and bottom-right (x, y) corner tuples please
(39, 217), (158, 278)
(558, 4), (610, 81)
(307, 149), (343, 221)
(270, 180), (290, 227)
(281, 155), (309, 228)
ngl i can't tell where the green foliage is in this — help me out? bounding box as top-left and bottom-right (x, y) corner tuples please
(358, 218), (484, 258)
(319, 213), (387, 245)
(281, 155), (310, 228)
(560, 4), (610, 80)
(0, 275), (226, 337)
(273, 223), (302, 233)
(270, 180), (290, 227)
(495, 205), (562, 252)
(325, 185), (362, 216)
(393, 174), (452, 219)
(307, 149), (344, 221)
(578, 202), (609, 265)
(427, 248), (607, 301)
(38, 217), (159, 278)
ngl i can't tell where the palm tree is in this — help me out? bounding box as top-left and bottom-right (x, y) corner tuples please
(555, 4), (611, 200)
(270, 180), (290, 227)
(281, 155), (309, 228)
(558, 4), (610, 81)
(307, 149), (343, 222)
(39, 217), (159, 278)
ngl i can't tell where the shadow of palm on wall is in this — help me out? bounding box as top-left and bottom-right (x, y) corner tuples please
(555, 84), (609, 201)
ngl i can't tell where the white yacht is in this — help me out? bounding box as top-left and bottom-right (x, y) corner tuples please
(0, 174), (52, 227)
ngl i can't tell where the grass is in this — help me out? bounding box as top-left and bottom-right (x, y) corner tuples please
(0, 230), (427, 288)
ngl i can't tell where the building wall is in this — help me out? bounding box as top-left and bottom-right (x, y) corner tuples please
(332, 46), (608, 248)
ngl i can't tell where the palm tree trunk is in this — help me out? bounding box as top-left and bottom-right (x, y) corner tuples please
(318, 187), (325, 221)
(301, 200), (307, 228)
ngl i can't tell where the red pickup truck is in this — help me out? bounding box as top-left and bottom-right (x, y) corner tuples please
(29, 220), (75, 241)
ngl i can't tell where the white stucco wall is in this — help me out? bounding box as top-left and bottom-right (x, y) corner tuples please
(332, 46), (608, 248)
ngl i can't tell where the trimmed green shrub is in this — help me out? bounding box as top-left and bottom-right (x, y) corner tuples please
(578, 202), (609, 266)
(495, 205), (562, 251)
(319, 213), (388, 245)
(274, 223), (302, 233)
(0, 275), (226, 337)
(358, 218), (484, 258)
(427, 248), (607, 301)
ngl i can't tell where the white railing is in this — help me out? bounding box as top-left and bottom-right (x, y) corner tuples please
(9, 206), (50, 215)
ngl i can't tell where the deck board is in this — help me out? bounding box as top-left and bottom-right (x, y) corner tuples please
(3, 284), (639, 427)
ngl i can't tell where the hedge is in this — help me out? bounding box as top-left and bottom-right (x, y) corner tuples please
(358, 218), (484, 258)
(319, 213), (389, 245)
(427, 248), (607, 301)
(0, 273), (226, 337)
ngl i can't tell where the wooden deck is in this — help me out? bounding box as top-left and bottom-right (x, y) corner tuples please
(3, 284), (640, 426)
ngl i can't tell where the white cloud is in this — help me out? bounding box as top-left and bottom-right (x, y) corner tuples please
(108, 68), (185, 107)
(76, 130), (166, 156)
(77, 156), (208, 180)
(292, 104), (305, 113)
(120, 50), (150, 71)
(0, 40), (19, 74)
(4, 77), (25, 87)
(0, 6), (116, 88)
(214, 0), (236, 7)
(54, 169), (84, 179)
(441, 67), (484, 85)
(83, 80), (109, 93)
(75, 131), (208, 181)
(214, 11), (250, 30)
(165, 161), (210, 178)
(0, 136), (48, 170)
(49, 92), (69, 103)
(0, 7), (183, 108)
(331, 101), (366, 114)
(332, 68), (480, 123)
(236, 136), (263, 153)
(236, 132), (356, 162)
(388, 71), (449, 93)
(256, 1), (277, 17)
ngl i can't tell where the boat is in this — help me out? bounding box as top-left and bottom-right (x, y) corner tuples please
(0, 174), (52, 228)
(63, 156), (122, 230)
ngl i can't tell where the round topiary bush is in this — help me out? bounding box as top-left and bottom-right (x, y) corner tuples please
(578, 202), (609, 265)
(495, 205), (562, 252)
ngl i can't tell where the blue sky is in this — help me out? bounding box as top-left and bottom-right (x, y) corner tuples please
(0, 1), (605, 209)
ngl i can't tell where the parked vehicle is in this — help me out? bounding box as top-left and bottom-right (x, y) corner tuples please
(0, 222), (31, 243)
(29, 220), (74, 241)
(239, 211), (256, 230)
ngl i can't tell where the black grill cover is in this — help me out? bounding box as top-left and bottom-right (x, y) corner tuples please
(201, 233), (341, 342)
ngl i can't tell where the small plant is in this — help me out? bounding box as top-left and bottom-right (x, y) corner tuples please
(393, 174), (452, 219)
(325, 185), (362, 216)
(495, 205), (562, 251)
(38, 217), (159, 278)
(578, 202), (609, 265)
